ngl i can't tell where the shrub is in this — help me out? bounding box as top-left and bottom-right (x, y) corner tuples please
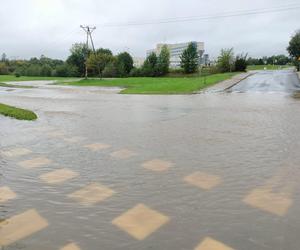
(103, 62), (118, 78)
(234, 54), (248, 72)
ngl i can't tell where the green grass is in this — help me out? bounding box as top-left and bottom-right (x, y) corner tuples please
(0, 75), (79, 82)
(247, 65), (291, 71)
(59, 73), (237, 94)
(0, 82), (36, 88)
(0, 103), (37, 120)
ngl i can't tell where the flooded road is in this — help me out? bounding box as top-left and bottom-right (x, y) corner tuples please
(1, 70), (300, 250)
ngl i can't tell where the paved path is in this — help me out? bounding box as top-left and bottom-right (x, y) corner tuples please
(201, 72), (253, 93)
(229, 69), (300, 93)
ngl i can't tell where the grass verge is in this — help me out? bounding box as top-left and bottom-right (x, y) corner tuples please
(0, 103), (37, 120)
(0, 82), (36, 88)
(58, 73), (237, 94)
(247, 65), (291, 71)
(0, 75), (79, 82)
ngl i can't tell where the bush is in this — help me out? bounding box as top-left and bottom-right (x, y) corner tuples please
(234, 54), (248, 72)
(54, 64), (78, 77)
(129, 67), (144, 77)
(102, 62), (118, 78)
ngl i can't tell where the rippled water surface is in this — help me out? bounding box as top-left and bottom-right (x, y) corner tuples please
(1, 70), (300, 250)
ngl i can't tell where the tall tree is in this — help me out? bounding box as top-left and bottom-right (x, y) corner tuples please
(66, 43), (89, 76)
(287, 30), (300, 71)
(180, 42), (199, 74)
(157, 45), (170, 76)
(142, 52), (158, 76)
(116, 52), (134, 76)
(217, 48), (235, 73)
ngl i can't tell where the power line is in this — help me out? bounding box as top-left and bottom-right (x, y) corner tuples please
(99, 3), (300, 28)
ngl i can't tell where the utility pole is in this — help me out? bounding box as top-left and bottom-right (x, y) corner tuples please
(80, 25), (96, 79)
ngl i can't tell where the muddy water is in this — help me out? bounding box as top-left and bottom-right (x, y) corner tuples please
(1, 75), (300, 249)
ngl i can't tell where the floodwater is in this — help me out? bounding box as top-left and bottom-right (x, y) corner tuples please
(1, 70), (300, 250)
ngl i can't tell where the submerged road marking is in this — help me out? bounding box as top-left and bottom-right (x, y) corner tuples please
(64, 136), (86, 143)
(112, 203), (169, 240)
(142, 159), (173, 172)
(195, 237), (235, 250)
(60, 243), (81, 250)
(0, 209), (48, 246)
(39, 168), (79, 184)
(68, 182), (115, 206)
(47, 131), (65, 138)
(0, 186), (17, 203)
(184, 171), (222, 190)
(243, 166), (297, 216)
(110, 149), (137, 159)
(84, 143), (111, 151)
(18, 157), (52, 169)
(1, 148), (32, 158)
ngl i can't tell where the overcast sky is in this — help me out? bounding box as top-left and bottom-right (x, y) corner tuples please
(0, 0), (299, 60)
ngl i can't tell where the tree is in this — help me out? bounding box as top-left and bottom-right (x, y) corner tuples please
(116, 52), (134, 76)
(287, 30), (300, 71)
(87, 51), (113, 78)
(0, 62), (9, 75)
(142, 52), (158, 76)
(157, 45), (170, 76)
(180, 42), (199, 74)
(234, 53), (248, 72)
(66, 43), (89, 76)
(217, 48), (235, 73)
(40, 64), (52, 76)
(1, 53), (7, 62)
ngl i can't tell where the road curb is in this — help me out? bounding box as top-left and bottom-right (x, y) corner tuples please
(223, 72), (254, 91)
(200, 72), (254, 93)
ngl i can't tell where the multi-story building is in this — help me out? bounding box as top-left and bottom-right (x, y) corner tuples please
(147, 41), (205, 68)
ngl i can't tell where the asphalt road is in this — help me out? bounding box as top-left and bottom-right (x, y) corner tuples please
(230, 69), (300, 93)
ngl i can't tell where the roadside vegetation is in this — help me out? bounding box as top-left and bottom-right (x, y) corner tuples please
(0, 103), (37, 120)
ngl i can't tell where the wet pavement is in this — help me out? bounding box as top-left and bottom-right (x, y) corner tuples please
(1, 70), (300, 250)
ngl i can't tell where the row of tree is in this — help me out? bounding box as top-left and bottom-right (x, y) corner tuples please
(246, 55), (292, 66)
(1, 30), (299, 77)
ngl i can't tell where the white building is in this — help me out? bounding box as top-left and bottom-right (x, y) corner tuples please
(133, 57), (145, 68)
(147, 41), (205, 68)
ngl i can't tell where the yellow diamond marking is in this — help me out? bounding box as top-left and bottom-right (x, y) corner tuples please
(184, 171), (221, 190)
(47, 131), (64, 138)
(68, 183), (115, 206)
(195, 237), (234, 250)
(112, 203), (170, 240)
(39, 169), (79, 185)
(84, 143), (111, 151)
(61, 243), (81, 250)
(110, 149), (137, 159)
(0, 187), (17, 203)
(142, 159), (172, 172)
(1, 148), (32, 158)
(64, 136), (85, 143)
(18, 157), (52, 169)
(0, 209), (48, 247)
(243, 187), (292, 216)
